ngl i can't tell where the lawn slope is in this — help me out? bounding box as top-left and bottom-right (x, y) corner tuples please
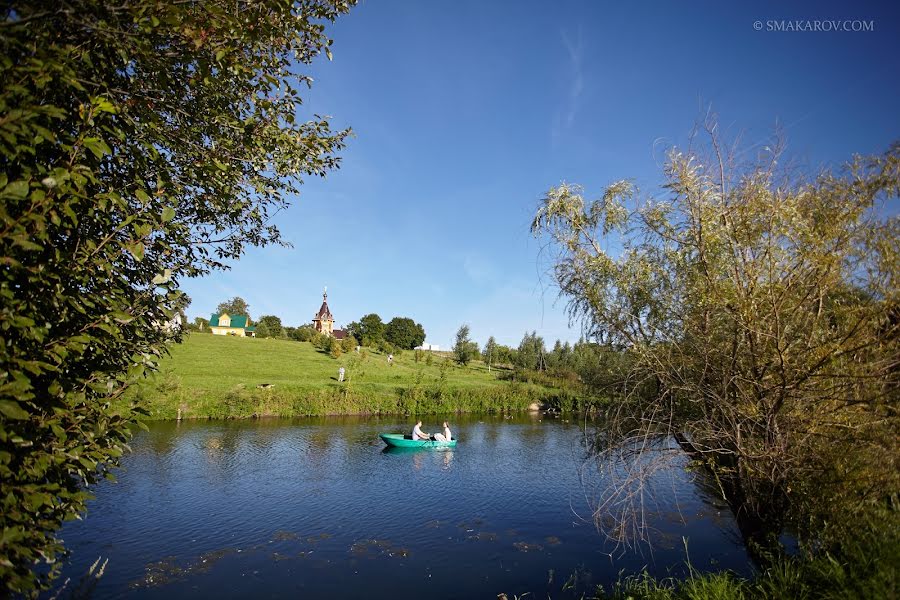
(125, 334), (570, 419)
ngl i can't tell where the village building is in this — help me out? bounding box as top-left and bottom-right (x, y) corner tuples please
(209, 313), (256, 337)
(312, 289), (346, 340)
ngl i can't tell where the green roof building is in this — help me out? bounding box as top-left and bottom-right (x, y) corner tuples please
(209, 313), (256, 337)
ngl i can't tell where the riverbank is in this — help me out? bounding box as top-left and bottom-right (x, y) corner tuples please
(123, 334), (581, 419)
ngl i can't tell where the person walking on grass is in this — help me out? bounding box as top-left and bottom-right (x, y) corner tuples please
(338, 366), (345, 382)
(388, 353), (393, 366)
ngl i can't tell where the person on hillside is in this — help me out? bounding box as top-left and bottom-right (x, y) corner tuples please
(411, 420), (431, 441)
(388, 353), (393, 365)
(338, 366), (345, 382)
(434, 421), (452, 442)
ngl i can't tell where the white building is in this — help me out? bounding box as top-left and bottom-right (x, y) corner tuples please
(414, 342), (440, 351)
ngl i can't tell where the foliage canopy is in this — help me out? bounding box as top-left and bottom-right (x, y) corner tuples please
(533, 129), (900, 550)
(217, 297), (251, 320)
(0, 0), (353, 592)
(384, 317), (426, 350)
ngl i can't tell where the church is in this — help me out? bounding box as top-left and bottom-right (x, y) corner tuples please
(312, 289), (347, 340)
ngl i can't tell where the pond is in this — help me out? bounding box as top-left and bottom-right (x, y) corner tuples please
(54, 414), (752, 598)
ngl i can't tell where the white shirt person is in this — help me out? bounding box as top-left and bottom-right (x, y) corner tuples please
(433, 421), (452, 442)
(411, 420), (430, 441)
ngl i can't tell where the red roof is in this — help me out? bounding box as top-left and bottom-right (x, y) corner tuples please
(314, 300), (332, 320)
(333, 329), (346, 340)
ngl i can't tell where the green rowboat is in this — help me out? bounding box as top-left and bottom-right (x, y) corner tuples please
(379, 433), (457, 448)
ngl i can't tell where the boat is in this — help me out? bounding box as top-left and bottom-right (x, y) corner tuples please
(379, 433), (457, 448)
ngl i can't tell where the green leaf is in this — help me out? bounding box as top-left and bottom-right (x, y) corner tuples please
(161, 206), (175, 222)
(50, 424), (67, 440)
(95, 97), (118, 114)
(0, 400), (30, 420)
(135, 189), (150, 204)
(152, 269), (172, 285)
(3, 180), (29, 199)
(83, 137), (112, 159)
(127, 242), (145, 261)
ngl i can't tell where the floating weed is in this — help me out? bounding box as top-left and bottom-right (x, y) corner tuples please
(466, 531), (499, 543)
(134, 548), (237, 589)
(457, 518), (488, 532)
(513, 541), (544, 553)
(272, 530), (300, 542)
(349, 539), (411, 559)
(544, 536), (562, 546)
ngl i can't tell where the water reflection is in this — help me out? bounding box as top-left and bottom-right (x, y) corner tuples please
(55, 414), (752, 599)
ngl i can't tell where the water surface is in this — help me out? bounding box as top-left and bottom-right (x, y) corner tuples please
(55, 414), (751, 598)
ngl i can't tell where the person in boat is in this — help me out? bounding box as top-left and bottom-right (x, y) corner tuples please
(411, 420), (431, 441)
(433, 421), (452, 442)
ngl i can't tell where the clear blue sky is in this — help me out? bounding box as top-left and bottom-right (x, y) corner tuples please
(182, 0), (900, 349)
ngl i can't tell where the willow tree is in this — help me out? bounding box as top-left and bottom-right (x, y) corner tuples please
(533, 131), (899, 550)
(0, 0), (353, 592)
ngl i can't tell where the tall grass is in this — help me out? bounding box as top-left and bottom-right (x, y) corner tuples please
(593, 520), (898, 600)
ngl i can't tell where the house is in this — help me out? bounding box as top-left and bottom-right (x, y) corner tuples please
(312, 289), (346, 339)
(415, 342), (440, 352)
(209, 313), (256, 337)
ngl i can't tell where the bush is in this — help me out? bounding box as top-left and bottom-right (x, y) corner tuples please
(329, 338), (342, 359)
(311, 332), (330, 350)
(291, 326), (317, 342)
(254, 321), (272, 338)
(341, 335), (357, 353)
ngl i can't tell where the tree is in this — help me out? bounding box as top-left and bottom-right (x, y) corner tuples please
(312, 332), (331, 350)
(257, 315), (283, 338)
(545, 340), (562, 369)
(194, 317), (210, 332)
(483, 336), (498, 371)
(291, 325), (317, 342)
(254, 320), (271, 338)
(217, 297), (251, 319)
(453, 324), (478, 365)
(384, 317), (426, 350)
(341, 334), (357, 353)
(516, 331), (546, 371)
(532, 128), (900, 553)
(358, 313), (385, 344)
(0, 0), (354, 592)
(329, 337), (342, 359)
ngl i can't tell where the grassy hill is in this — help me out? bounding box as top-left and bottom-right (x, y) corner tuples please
(125, 334), (571, 419)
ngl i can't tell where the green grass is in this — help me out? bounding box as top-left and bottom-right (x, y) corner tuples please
(590, 521), (899, 600)
(123, 334), (577, 419)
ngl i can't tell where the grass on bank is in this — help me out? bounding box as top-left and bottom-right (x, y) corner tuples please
(123, 333), (580, 419)
(588, 518), (899, 600)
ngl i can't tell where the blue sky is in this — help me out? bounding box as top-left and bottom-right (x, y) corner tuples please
(182, 0), (900, 349)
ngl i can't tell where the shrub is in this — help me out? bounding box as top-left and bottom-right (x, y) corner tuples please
(292, 326), (317, 342)
(341, 335), (357, 353)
